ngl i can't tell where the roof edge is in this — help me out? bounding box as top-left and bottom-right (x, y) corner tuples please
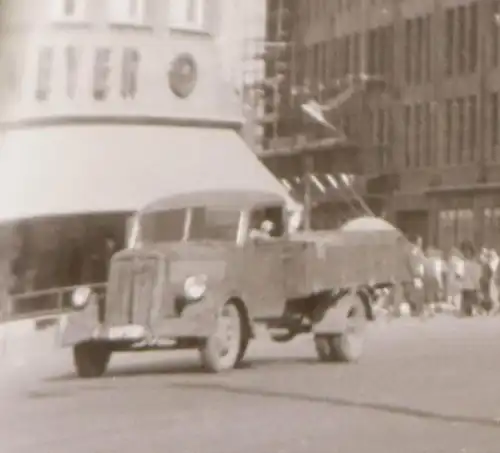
(0, 114), (243, 132)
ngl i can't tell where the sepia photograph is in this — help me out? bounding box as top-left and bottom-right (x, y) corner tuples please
(0, 0), (500, 452)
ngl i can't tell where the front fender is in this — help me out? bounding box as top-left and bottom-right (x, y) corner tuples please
(312, 292), (363, 335)
(60, 301), (100, 347)
(169, 289), (234, 338)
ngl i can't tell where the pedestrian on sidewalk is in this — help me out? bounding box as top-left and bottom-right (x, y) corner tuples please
(459, 240), (482, 317)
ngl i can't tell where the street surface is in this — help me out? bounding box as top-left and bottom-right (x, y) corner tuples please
(1, 317), (500, 453)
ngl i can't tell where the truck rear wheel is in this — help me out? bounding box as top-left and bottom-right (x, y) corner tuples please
(314, 295), (368, 363)
(73, 342), (112, 378)
(199, 302), (247, 373)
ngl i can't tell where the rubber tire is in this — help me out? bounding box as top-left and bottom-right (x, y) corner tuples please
(235, 337), (250, 367)
(73, 342), (112, 378)
(199, 302), (245, 373)
(314, 295), (368, 363)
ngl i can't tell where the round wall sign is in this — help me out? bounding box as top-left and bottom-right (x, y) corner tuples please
(168, 53), (198, 99)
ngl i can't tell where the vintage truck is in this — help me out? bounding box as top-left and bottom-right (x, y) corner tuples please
(61, 189), (411, 377)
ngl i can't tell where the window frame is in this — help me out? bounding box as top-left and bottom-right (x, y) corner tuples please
(108, 0), (147, 26)
(169, 0), (206, 32)
(51, 0), (87, 23)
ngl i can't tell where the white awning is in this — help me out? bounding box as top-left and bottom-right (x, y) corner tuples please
(0, 124), (300, 222)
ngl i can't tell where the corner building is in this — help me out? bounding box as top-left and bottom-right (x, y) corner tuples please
(0, 0), (292, 316)
(260, 0), (500, 250)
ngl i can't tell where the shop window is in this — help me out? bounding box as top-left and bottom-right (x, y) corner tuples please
(484, 207), (500, 249)
(456, 209), (474, 245)
(6, 215), (126, 316)
(438, 210), (455, 250)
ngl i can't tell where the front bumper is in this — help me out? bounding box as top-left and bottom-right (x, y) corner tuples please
(60, 297), (219, 348)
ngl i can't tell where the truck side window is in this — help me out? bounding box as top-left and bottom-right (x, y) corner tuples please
(250, 207), (285, 238)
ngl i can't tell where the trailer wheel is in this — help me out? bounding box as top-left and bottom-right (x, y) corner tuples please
(314, 295), (368, 363)
(73, 342), (112, 378)
(199, 302), (247, 373)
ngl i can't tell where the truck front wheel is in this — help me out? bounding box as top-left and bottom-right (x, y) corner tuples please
(199, 302), (248, 373)
(73, 342), (112, 378)
(314, 296), (368, 363)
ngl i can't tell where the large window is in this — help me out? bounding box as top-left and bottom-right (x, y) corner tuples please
(484, 208), (500, 249)
(438, 208), (474, 250)
(108, 0), (146, 25)
(170, 0), (205, 31)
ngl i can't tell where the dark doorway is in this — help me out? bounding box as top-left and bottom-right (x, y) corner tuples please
(396, 210), (429, 246)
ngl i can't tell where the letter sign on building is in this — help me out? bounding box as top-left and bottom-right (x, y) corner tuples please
(168, 52), (198, 99)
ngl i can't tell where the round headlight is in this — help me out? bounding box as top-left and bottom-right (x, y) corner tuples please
(71, 286), (93, 310)
(183, 275), (207, 301)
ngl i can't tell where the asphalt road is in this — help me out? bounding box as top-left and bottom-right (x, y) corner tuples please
(1, 317), (500, 453)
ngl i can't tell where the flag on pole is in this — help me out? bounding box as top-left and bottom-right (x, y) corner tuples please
(301, 100), (338, 132)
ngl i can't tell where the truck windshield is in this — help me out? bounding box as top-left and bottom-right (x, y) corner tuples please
(140, 208), (187, 243)
(189, 207), (241, 242)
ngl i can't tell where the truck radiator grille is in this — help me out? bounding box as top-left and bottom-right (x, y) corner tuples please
(106, 257), (158, 326)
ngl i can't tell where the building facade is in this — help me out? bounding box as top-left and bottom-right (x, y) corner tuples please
(260, 0), (500, 251)
(0, 0), (292, 316)
(217, 0), (268, 151)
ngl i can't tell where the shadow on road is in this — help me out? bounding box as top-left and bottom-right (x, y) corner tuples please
(45, 355), (320, 382)
(171, 381), (500, 430)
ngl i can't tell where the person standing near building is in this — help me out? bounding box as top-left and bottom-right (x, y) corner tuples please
(404, 235), (426, 317)
(459, 240), (482, 317)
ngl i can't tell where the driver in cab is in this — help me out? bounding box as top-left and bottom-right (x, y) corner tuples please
(249, 219), (275, 240)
